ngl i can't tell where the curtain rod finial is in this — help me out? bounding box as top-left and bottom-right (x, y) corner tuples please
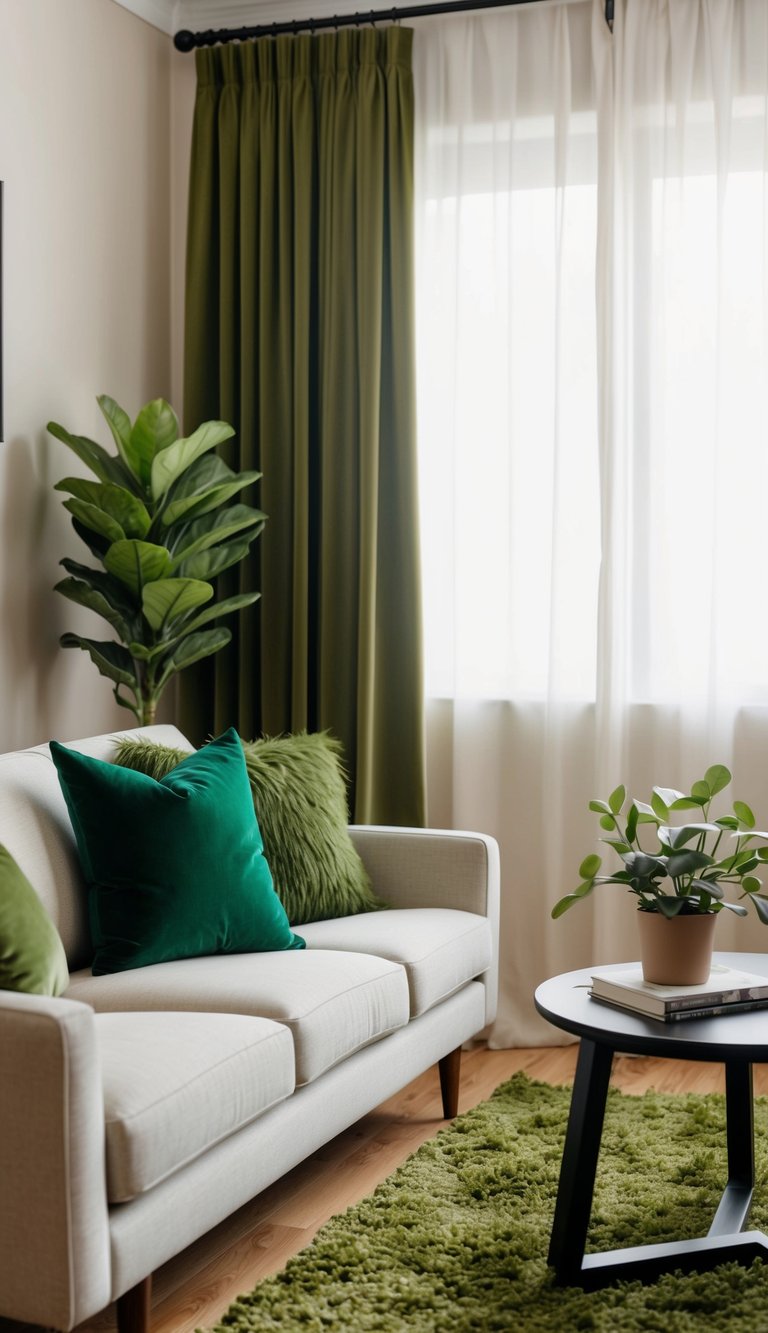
(174, 29), (196, 52)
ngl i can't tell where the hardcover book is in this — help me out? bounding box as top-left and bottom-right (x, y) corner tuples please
(589, 963), (768, 1020)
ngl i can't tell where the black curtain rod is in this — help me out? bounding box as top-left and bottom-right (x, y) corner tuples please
(174, 0), (614, 52)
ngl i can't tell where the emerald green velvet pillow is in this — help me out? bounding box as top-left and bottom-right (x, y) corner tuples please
(113, 731), (383, 926)
(51, 727), (304, 975)
(0, 846), (69, 995)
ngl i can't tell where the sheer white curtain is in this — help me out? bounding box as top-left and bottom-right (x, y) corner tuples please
(413, 0), (768, 1045)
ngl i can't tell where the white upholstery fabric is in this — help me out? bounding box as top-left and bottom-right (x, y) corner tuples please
(108, 982), (486, 1301)
(0, 992), (111, 1330)
(96, 1012), (295, 1202)
(300, 908), (492, 1017)
(349, 827), (500, 1025)
(67, 950), (410, 1085)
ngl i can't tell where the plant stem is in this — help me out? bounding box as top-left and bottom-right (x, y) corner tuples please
(141, 699), (157, 726)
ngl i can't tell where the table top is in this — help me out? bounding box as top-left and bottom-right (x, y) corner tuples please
(534, 951), (768, 1061)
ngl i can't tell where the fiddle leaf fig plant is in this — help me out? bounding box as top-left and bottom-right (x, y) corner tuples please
(552, 765), (768, 926)
(49, 395), (264, 725)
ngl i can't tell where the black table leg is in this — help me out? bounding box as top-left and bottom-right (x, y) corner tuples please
(710, 1060), (754, 1237)
(548, 1049), (768, 1289)
(548, 1038), (614, 1284)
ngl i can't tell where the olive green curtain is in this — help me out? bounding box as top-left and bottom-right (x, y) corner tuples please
(180, 27), (425, 825)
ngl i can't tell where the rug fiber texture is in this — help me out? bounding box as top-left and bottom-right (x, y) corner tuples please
(205, 1072), (768, 1332)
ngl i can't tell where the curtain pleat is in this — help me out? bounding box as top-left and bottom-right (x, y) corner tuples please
(182, 28), (425, 825)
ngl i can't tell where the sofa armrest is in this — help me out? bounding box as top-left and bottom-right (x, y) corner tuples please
(0, 991), (111, 1331)
(349, 826), (500, 1026)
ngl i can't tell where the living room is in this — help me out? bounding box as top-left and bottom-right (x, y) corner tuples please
(3, 0), (768, 1330)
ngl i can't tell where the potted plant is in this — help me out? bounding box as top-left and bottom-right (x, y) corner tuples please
(48, 395), (264, 726)
(552, 765), (768, 984)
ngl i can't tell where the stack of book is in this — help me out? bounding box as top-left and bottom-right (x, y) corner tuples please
(589, 964), (768, 1022)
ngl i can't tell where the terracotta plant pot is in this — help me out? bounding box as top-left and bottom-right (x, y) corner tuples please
(637, 910), (717, 986)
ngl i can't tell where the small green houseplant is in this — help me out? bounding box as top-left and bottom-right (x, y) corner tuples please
(49, 395), (264, 725)
(553, 765), (768, 926)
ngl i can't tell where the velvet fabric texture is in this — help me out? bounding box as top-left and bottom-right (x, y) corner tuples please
(180, 28), (425, 826)
(51, 728), (304, 975)
(113, 732), (383, 926)
(0, 846), (69, 995)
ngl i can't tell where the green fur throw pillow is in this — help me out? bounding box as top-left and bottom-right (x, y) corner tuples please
(112, 731), (382, 926)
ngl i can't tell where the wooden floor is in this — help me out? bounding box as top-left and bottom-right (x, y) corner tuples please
(5, 1043), (768, 1333)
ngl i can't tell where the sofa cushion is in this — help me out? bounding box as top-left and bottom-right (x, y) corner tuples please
(50, 728), (304, 975)
(113, 731), (382, 926)
(67, 950), (409, 1086)
(298, 909), (493, 1018)
(94, 1011), (295, 1202)
(0, 846), (69, 996)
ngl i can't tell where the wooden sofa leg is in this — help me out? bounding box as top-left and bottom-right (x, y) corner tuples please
(438, 1045), (462, 1119)
(116, 1274), (152, 1333)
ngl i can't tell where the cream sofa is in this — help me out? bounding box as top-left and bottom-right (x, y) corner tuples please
(0, 725), (499, 1333)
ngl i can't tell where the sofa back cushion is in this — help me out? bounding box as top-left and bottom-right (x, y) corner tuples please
(0, 725), (192, 971)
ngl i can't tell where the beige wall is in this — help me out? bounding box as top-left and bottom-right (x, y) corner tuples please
(0, 0), (172, 748)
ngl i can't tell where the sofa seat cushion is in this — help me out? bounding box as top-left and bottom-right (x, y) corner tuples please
(95, 1011), (295, 1203)
(68, 951), (409, 1087)
(298, 909), (492, 1018)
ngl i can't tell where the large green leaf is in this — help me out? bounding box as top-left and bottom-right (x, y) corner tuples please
(48, 421), (135, 489)
(59, 634), (138, 689)
(657, 823), (720, 849)
(608, 785), (625, 814)
(105, 540), (172, 596)
(97, 395), (138, 478)
(551, 884), (595, 918)
(71, 516), (111, 561)
(749, 894), (768, 924)
(55, 576), (133, 640)
(734, 800), (756, 828)
(654, 786), (686, 807)
(63, 497), (125, 545)
(132, 591), (259, 663)
(55, 478), (151, 540)
(156, 627), (232, 689)
(704, 764), (732, 797)
(141, 578), (214, 633)
(578, 854), (601, 879)
(176, 538), (255, 581)
(665, 849), (713, 878)
(130, 399), (180, 487)
(59, 558), (141, 619)
(633, 802), (661, 825)
(162, 457), (263, 527)
(180, 589), (260, 635)
(654, 896), (688, 918)
(650, 791), (669, 820)
(169, 504), (265, 568)
(151, 420), (235, 501)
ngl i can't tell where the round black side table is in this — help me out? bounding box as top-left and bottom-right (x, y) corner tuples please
(534, 950), (768, 1288)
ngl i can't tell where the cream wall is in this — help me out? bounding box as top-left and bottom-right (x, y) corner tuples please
(0, 0), (173, 749)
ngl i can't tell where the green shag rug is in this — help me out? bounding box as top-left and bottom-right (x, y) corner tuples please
(204, 1073), (768, 1332)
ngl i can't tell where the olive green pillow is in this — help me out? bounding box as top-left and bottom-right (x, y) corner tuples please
(113, 731), (383, 926)
(0, 846), (69, 995)
(51, 727), (304, 975)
